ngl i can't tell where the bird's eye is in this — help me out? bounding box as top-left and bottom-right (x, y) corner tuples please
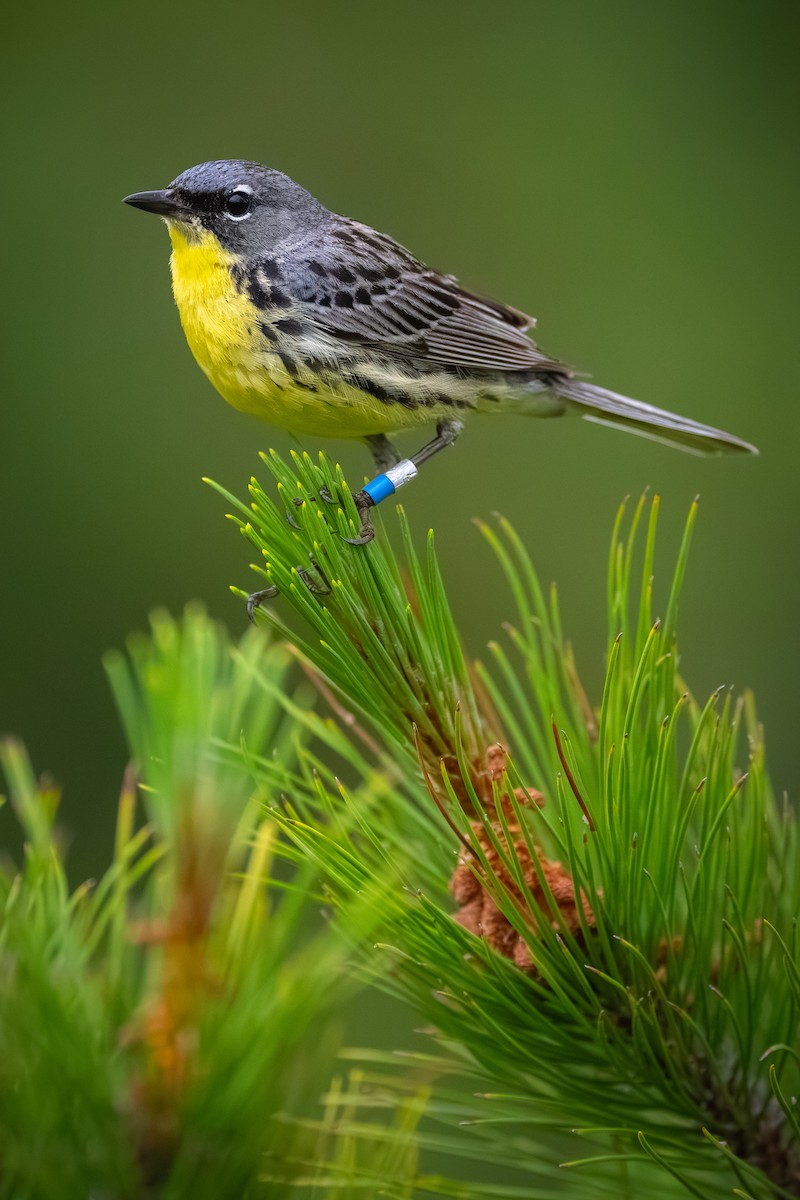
(224, 188), (252, 219)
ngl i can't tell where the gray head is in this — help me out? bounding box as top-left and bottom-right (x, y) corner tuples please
(124, 159), (328, 252)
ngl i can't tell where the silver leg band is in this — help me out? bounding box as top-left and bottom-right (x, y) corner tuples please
(385, 459), (418, 490)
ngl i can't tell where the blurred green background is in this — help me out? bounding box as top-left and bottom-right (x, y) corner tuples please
(2, 0), (797, 889)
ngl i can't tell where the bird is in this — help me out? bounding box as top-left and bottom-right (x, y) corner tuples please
(124, 159), (756, 546)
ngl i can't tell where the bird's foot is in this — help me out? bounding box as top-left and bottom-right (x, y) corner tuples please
(343, 490), (376, 545)
(287, 486), (337, 528)
(286, 485), (374, 543)
(247, 585), (279, 622)
(297, 554), (332, 594)
(292, 487), (337, 506)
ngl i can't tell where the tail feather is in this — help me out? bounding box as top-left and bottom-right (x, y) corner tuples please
(557, 380), (757, 457)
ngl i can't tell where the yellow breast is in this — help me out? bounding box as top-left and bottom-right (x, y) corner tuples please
(167, 224), (278, 417)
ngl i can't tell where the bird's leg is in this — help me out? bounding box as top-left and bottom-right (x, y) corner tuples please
(293, 436), (401, 511)
(253, 418), (464, 610)
(365, 433), (402, 473)
(311, 434), (402, 509)
(345, 419), (464, 545)
(409, 418), (464, 468)
(336, 434), (400, 528)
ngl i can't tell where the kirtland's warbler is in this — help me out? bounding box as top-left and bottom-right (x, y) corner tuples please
(124, 159), (756, 545)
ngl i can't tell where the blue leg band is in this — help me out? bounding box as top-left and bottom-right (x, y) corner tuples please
(362, 459), (418, 505)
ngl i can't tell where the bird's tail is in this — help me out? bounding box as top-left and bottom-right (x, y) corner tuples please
(555, 379), (757, 456)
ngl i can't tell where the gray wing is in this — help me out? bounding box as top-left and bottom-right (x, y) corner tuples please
(279, 218), (571, 376)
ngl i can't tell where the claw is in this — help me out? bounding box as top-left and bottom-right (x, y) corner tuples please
(343, 491), (376, 546)
(343, 527), (375, 546)
(291, 487), (337, 515)
(247, 585), (279, 622)
(297, 554), (332, 594)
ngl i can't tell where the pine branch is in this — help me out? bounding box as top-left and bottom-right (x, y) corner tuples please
(214, 453), (799, 1197)
(0, 609), (378, 1198)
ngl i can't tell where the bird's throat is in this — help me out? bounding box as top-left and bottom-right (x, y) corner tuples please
(166, 223), (264, 405)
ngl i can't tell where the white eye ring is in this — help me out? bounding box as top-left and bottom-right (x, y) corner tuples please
(224, 186), (254, 220)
